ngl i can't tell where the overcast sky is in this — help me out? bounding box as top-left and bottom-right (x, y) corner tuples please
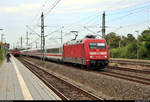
(0, 0), (150, 48)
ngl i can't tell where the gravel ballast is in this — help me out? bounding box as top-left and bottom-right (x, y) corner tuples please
(22, 57), (150, 100)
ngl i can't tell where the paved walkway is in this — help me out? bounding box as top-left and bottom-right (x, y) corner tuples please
(0, 55), (61, 100)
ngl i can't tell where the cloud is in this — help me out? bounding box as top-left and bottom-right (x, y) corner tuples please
(0, 4), (41, 16)
(0, 0), (149, 16)
(59, 0), (102, 8)
(51, 0), (150, 14)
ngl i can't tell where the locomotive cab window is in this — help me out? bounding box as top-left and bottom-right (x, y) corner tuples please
(89, 43), (106, 49)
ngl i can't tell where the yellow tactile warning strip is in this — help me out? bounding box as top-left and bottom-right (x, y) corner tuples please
(11, 56), (33, 100)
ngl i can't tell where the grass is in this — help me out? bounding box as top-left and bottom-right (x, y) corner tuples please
(0, 48), (6, 64)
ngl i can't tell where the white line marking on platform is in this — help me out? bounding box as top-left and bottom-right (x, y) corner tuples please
(11, 56), (33, 100)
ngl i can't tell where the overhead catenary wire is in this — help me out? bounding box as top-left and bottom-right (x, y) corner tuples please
(28, 37), (40, 47)
(57, 13), (101, 39)
(44, 0), (62, 18)
(61, 12), (100, 31)
(107, 6), (150, 23)
(26, 0), (150, 49)
(25, 0), (62, 49)
(44, 13), (101, 42)
(31, 0), (50, 29)
(28, 2), (103, 46)
(28, 0), (62, 34)
(106, 0), (150, 15)
(46, 1), (150, 39)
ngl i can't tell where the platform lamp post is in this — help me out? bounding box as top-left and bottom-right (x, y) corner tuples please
(118, 26), (123, 48)
(135, 30), (139, 68)
(135, 31), (139, 60)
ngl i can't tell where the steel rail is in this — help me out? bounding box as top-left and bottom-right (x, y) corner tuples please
(107, 66), (150, 74)
(19, 57), (103, 100)
(110, 59), (150, 67)
(100, 71), (150, 86)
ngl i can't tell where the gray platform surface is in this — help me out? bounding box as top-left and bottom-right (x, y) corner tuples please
(0, 55), (61, 100)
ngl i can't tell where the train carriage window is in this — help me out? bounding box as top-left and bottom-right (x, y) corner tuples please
(89, 43), (106, 49)
(37, 50), (42, 52)
(47, 48), (60, 53)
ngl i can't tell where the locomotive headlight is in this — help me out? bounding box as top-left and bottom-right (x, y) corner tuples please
(90, 56), (94, 58)
(104, 56), (107, 58)
(100, 52), (107, 55)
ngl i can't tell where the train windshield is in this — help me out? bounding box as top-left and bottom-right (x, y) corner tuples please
(89, 43), (106, 49)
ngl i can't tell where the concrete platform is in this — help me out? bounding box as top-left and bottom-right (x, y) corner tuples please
(0, 55), (61, 100)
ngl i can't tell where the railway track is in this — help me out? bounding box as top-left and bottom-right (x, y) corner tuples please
(61, 61), (150, 86)
(110, 58), (150, 67)
(99, 70), (150, 86)
(107, 66), (150, 74)
(18, 57), (103, 100)
(63, 62), (150, 86)
(19, 56), (150, 89)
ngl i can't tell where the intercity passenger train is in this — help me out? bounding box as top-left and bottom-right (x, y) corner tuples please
(21, 36), (109, 69)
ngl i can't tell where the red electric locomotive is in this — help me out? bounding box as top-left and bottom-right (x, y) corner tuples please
(63, 37), (109, 67)
(21, 36), (109, 68)
(12, 48), (20, 57)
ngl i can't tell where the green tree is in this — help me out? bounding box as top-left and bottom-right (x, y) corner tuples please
(120, 34), (136, 47)
(0, 48), (6, 63)
(138, 29), (150, 59)
(107, 29), (150, 60)
(106, 32), (121, 48)
(125, 42), (137, 59)
(109, 33), (137, 59)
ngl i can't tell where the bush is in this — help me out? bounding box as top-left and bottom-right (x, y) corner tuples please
(138, 42), (150, 60)
(125, 42), (137, 59)
(110, 42), (137, 59)
(0, 48), (6, 63)
(110, 47), (127, 58)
